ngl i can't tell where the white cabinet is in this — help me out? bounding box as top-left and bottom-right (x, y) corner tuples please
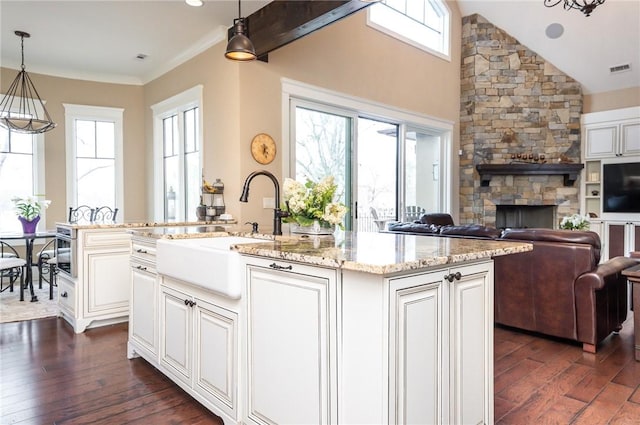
(243, 256), (493, 425)
(128, 236), (159, 363)
(583, 107), (640, 159)
(160, 277), (240, 422)
(603, 221), (640, 260)
(59, 228), (132, 333)
(243, 259), (338, 425)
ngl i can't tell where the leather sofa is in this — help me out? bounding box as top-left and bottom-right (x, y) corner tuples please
(388, 217), (639, 353)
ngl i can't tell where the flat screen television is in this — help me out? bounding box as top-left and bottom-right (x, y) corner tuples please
(602, 162), (640, 213)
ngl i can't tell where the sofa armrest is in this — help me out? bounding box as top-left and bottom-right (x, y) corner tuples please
(574, 256), (639, 348)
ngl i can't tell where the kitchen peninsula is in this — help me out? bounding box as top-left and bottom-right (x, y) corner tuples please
(55, 221), (235, 333)
(126, 228), (531, 425)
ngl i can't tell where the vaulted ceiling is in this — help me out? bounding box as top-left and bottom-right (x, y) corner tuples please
(1, 0), (638, 95)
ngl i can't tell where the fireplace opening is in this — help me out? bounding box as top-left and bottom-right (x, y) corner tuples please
(495, 205), (555, 229)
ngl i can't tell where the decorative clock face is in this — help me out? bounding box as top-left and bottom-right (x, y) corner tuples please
(251, 133), (276, 165)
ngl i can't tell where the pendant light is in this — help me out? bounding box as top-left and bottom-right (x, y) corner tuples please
(0, 31), (56, 134)
(225, 0), (257, 61)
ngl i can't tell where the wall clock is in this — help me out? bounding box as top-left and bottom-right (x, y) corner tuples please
(250, 133), (276, 165)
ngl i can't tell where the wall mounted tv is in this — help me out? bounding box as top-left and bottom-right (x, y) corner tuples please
(602, 162), (640, 213)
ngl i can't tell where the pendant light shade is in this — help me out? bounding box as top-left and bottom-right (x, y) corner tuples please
(0, 31), (56, 134)
(225, 0), (256, 61)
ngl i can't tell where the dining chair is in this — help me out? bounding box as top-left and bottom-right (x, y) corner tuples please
(0, 241), (26, 295)
(68, 206), (95, 224)
(93, 206), (118, 223)
(36, 239), (57, 300)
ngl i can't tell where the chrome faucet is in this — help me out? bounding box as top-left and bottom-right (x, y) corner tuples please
(239, 170), (289, 235)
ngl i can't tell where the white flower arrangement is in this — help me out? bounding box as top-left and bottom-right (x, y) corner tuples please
(559, 213), (590, 231)
(282, 176), (348, 228)
(12, 195), (51, 221)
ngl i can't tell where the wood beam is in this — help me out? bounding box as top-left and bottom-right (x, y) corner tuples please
(228, 0), (374, 61)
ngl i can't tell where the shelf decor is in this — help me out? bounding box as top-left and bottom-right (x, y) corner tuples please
(282, 176), (347, 234)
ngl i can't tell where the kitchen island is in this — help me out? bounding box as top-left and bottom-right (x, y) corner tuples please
(127, 228), (531, 425)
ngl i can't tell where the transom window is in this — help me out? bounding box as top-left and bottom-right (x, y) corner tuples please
(367, 0), (450, 60)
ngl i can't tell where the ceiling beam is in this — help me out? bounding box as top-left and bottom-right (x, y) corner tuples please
(228, 0), (374, 61)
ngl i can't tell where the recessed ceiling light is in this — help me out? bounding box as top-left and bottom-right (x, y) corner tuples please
(545, 23), (564, 39)
(186, 0), (203, 6)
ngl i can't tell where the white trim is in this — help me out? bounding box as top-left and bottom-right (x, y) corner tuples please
(281, 78), (454, 217)
(63, 103), (125, 221)
(151, 85), (203, 222)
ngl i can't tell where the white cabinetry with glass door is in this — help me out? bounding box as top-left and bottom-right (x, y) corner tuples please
(159, 276), (240, 423)
(242, 256), (493, 425)
(59, 227), (132, 333)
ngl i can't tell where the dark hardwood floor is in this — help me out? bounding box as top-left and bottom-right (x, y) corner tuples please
(1, 316), (639, 424)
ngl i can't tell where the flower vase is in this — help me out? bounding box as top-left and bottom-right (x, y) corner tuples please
(290, 220), (335, 235)
(18, 215), (40, 234)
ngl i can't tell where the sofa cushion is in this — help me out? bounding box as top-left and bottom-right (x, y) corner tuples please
(439, 224), (502, 239)
(387, 222), (440, 234)
(500, 228), (601, 264)
(418, 213), (454, 226)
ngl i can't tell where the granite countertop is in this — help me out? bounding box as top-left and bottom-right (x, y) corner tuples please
(131, 227), (532, 275)
(55, 220), (237, 230)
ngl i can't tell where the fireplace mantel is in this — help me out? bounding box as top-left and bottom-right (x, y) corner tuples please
(475, 163), (584, 187)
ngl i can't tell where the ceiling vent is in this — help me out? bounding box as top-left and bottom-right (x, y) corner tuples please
(609, 63), (631, 74)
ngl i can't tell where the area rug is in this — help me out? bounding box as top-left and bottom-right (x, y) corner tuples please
(0, 283), (58, 323)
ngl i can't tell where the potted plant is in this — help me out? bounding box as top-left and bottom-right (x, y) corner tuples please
(282, 176), (348, 234)
(12, 195), (51, 233)
(559, 213), (590, 231)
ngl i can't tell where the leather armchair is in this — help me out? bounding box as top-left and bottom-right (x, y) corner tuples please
(495, 228), (638, 353)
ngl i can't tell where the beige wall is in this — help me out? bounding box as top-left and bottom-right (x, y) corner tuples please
(584, 87), (640, 113)
(0, 68), (145, 228)
(144, 5), (463, 229)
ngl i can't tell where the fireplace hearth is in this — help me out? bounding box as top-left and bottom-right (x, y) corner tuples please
(496, 205), (556, 229)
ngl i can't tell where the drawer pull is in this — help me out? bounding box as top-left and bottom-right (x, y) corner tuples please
(269, 263), (293, 271)
(136, 265), (147, 271)
(61, 291), (68, 298)
(184, 299), (196, 307)
(136, 248), (148, 254)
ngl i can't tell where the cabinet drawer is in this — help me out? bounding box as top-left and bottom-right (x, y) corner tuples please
(131, 240), (157, 264)
(58, 278), (76, 314)
(83, 230), (131, 248)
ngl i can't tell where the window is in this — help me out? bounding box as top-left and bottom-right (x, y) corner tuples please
(368, 0), (450, 60)
(284, 79), (452, 232)
(152, 86), (203, 222)
(0, 127), (45, 233)
(64, 104), (124, 217)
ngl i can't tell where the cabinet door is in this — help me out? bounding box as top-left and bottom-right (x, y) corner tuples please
(449, 262), (493, 425)
(606, 222), (627, 259)
(621, 122), (640, 156)
(193, 298), (238, 418)
(629, 222), (640, 254)
(388, 271), (444, 425)
(130, 264), (158, 357)
(84, 248), (130, 316)
(160, 284), (192, 384)
(245, 263), (336, 425)
(586, 125), (617, 158)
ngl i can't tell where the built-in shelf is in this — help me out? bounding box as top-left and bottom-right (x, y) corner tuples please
(475, 163), (584, 187)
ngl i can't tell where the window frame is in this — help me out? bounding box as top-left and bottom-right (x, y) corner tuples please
(64, 103), (124, 219)
(0, 96), (46, 235)
(281, 78), (453, 224)
(367, 0), (451, 61)
(151, 85), (203, 222)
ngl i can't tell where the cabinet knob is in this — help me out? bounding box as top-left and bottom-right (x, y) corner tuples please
(61, 291), (68, 298)
(136, 248), (148, 254)
(269, 262), (293, 271)
(136, 265), (147, 271)
(445, 272), (463, 282)
(184, 299), (190, 306)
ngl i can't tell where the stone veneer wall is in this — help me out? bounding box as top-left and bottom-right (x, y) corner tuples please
(459, 14), (583, 227)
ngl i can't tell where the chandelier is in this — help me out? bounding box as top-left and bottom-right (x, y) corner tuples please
(544, 0), (605, 17)
(0, 31), (56, 134)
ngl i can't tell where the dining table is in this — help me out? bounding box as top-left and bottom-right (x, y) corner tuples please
(0, 230), (57, 302)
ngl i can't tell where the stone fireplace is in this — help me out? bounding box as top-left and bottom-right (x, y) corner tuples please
(459, 14), (584, 228)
